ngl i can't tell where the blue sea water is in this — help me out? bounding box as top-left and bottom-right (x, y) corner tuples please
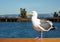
(0, 22), (60, 38)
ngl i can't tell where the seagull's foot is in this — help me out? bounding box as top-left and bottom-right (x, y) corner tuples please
(37, 38), (41, 40)
(35, 37), (41, 40)
(35, 37), (39, 39)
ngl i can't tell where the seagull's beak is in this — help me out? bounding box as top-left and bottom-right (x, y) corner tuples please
(30, 14), (33, 16)
(29, 13), (33, 16)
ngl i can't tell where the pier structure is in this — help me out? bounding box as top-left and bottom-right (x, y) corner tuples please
(0, 17), (18, 22)
(40, 17), (60, 22)
(0, 17), (60, 22)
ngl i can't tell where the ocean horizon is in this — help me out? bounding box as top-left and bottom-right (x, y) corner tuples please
(0, 13), (54, 18)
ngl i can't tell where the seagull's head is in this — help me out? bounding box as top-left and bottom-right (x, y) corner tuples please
(31, 11), (38, 17)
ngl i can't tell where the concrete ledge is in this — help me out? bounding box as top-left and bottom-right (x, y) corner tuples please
(0, 38), (60, 42)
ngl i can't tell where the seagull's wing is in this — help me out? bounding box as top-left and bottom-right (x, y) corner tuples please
(38, 19), (53, 31)
(40, 20), (51, 29)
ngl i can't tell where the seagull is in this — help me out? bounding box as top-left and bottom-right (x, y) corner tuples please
(31, 11), (55, 31)
(31, 11), (56, 39)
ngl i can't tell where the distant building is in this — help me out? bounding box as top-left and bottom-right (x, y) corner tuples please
(53, 11), (60, 17)
(58, 11), (60, 17)
(53, 12), (58, 17)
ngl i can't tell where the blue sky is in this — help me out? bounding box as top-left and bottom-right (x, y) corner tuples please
(0, 0), (60, 14)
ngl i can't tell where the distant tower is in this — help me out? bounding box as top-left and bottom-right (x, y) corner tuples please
(20, 8), (27, 18)
(20, 8), (23, 17)
(23, 8), (27, 18)
(58, 11), (60, 17)
(20, 8), (22, 14)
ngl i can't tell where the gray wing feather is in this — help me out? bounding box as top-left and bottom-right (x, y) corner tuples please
(40, 20), (51, 30)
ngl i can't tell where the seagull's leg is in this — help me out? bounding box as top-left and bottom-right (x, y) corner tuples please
(35, 31), (43, 41)
(38, 31), (43, 41)
(41, 31), (43, 38)
(41, 31), (43, 42)
(35, 31), (41, 39)
(38, 31), (41, 38)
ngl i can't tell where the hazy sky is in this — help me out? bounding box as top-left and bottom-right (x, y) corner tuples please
(0, 0), (60, 14)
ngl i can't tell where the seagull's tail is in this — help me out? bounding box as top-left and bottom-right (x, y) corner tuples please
(50, 25), (56, 30)
(47, 21), (56, 30)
